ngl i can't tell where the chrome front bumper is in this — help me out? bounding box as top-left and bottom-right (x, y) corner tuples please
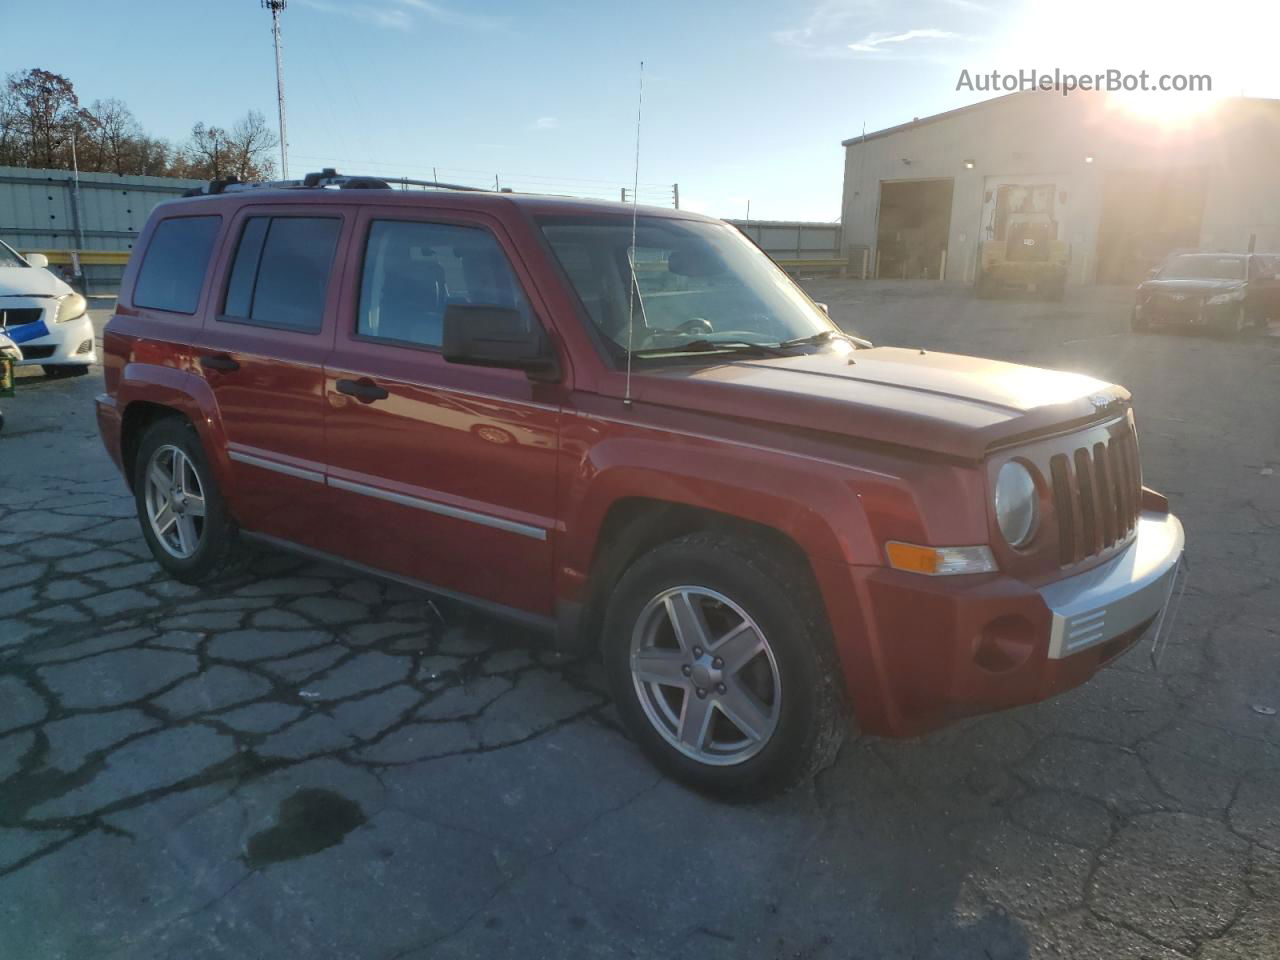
(1039, 510), (1185, 660)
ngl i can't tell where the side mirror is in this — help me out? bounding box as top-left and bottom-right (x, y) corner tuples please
(814, 301), (830, 315)
(442, 304), (558, 379)
(1147, 268), (1160, 279)
(25, 253), (49, 269)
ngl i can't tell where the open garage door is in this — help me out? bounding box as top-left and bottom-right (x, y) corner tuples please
(875, 179), (953, 280)
(1096, 168), (1207, 284)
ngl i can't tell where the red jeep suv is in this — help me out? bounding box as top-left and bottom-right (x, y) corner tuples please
(97, 171), (1185, 798)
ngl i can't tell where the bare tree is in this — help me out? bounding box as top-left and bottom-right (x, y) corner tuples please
(85, 98), (143, 174)
(227, 110), (278, 181)
(179, 122), (233, 179)
(0, 68), (272, 180)
(176, 111), (277, 182)
(128, 135), (173, 177)
(3, 68), (81, 168)
(0, 84), (19, 167)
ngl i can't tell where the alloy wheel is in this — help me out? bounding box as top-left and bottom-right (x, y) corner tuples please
(144, 444), (207, 559)
(629, 586), (782, 766)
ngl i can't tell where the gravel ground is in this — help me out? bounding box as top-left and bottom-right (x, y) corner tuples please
(0, 283), (1277, 959)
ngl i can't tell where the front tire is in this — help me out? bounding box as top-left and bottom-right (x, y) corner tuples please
(133, 417), (238, 584)
(602, 532), (846, 800)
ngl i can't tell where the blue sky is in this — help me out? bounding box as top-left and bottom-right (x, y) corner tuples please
(7, 0), (1278, 220)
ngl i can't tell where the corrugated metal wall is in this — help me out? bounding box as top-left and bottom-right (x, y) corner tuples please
(0, 165), (203, 293)
(726, 219), (842, 261)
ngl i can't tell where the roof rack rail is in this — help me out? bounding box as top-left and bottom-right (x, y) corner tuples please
(183, 168), (500, 197)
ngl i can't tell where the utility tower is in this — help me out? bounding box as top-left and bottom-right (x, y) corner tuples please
(262, 0), (289, 179)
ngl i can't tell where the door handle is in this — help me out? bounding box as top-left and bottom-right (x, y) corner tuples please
(335, 378), (389, 403)
(201, 354), (240, 373)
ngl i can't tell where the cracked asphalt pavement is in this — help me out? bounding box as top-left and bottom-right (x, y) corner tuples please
(1, 283), (1278, 959)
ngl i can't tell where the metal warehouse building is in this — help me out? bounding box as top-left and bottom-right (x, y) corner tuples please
(0, 166), (202, 293)
(840, 91), (1280, 287)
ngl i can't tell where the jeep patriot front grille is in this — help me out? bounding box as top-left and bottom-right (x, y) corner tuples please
(1048, 424), (1142, 566)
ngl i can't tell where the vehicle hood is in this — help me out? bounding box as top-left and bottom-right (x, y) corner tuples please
(628, 347), (1127, 461)
(0, 265), (73, 299)
(1140, 278), (1244, 295)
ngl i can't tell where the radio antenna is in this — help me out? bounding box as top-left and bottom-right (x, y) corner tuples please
(623, 60), (645, 406)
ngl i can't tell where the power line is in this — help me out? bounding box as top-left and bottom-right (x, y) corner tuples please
(289, 153), (675, 189)
(284, 153), (678, 205)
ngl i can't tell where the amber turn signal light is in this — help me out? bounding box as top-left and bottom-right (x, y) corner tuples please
(885, 541), (997, 576)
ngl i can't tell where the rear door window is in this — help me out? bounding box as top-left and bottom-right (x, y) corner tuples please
(132, 216), (221, 314)
(357, 220), (533, 348)
(222, 216), (341, 333)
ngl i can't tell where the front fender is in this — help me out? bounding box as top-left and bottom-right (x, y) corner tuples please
(557, 424), (912, 734)
(560, 431), (882, 588)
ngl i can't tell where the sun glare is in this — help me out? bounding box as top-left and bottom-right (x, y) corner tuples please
(1105, 91), (1223, 130)
(998, 0), (1279, 111)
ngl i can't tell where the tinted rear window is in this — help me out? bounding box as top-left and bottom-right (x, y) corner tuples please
(132, 216), (221, 314)
(222, 216), (341, 333)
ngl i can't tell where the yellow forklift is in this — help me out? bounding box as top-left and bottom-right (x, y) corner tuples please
(976, 184), (1071, 301)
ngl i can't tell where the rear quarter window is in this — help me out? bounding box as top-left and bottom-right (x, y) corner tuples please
(132, 216), (222, 314)
(221, 216), (341, 333)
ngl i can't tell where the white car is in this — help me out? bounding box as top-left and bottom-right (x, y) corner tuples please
(0, 240), (96, 377)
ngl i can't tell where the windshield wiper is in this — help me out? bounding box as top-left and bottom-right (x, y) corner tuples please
(633, 339), (789, 358)
(776, 329), (873, 350)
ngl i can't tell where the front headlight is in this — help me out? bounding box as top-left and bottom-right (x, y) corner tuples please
(1206, 289), (1245, 306)
(994, 461), (1038, 548)
(55, 293), (87, 324)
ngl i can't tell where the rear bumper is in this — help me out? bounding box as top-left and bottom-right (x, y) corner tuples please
(817, 509), (1184, 737)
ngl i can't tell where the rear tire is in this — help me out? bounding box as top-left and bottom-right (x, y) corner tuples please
(133, 417), (239, 584)
(43, 364), (89, 378)
(602, 532), (846, 801)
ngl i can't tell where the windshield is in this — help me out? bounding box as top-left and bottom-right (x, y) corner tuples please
(1158, 255), (1245, 281)
(0, 241), (29, 268)
(539, 216), (834, 357)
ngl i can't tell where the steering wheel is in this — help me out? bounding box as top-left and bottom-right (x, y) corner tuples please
(674, 317), (714, 335)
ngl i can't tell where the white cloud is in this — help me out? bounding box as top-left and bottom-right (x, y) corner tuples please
(297, 0), (505, 31)
(773, 0), (879, 59)
(938, 0), (992, 12)
(396, 0), (506, 30)
(848, 28), (961, 53)
(296, 0), (411, 30)
(532, 117), (559, 130)
(775, 0), (983, 59)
